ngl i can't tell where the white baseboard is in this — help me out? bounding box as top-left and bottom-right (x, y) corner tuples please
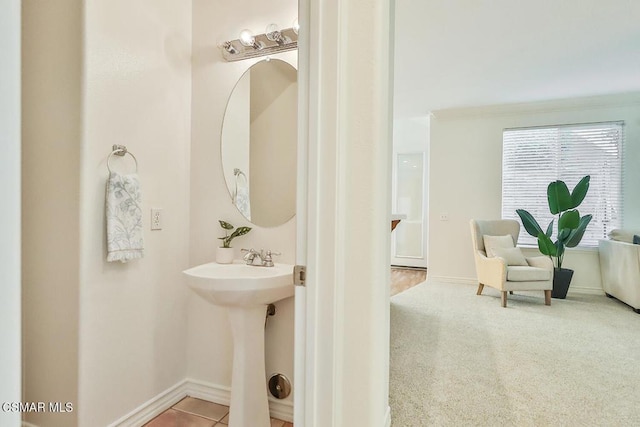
(429, 276), (605, 296)
(428, 275), (477, 285)
(182, 378), (231, 407)
(568, 286), (605, 296)
(383, 405), (391, 427)
(267, 397), (294, 423)
(186, 378), (292, 422)
(108, 379), (190, 427)
(108, 378), (293, 426)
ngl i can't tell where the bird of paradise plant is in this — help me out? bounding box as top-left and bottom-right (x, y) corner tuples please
(516, 175), (592, 269)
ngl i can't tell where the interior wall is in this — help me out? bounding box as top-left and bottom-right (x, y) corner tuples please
(190, 0), (298, 415)
(22, 1), (82, 425)
(429, 92), (640, 293)
(0, 1), (22, 425)
(22, 1), (192, 426)
(78, 1), (192, 425)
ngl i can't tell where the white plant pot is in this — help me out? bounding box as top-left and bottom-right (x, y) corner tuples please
(216, 247), (235, 264)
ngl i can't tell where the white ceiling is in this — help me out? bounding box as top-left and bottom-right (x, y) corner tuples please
(393, 0), (640, 118)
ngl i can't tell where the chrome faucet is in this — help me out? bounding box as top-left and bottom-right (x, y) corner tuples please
(241, 248), (280, 267)
(242, 248), (263, 265)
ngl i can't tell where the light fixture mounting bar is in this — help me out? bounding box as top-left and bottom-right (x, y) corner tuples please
(222, 28), (298, 62)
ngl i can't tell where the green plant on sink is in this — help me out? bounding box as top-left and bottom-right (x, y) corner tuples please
(218, 220), (251, 248)
(516, 175), (592, 298)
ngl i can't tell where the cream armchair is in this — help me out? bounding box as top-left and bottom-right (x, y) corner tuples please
(470, 219), (553, 307)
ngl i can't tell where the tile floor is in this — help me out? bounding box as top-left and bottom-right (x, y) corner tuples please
(144, 397), (293, 427)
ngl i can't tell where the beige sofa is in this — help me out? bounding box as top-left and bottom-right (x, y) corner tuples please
(599, 239), (640, 313)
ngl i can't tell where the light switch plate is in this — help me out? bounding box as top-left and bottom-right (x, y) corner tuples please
(151, 208), (163, 230)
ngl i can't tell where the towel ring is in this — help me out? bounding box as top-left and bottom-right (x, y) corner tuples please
(233, 168), (247, 203)
(107, 144), (138, 173)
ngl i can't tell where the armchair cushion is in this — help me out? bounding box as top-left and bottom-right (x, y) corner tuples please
(483, 234), (514, 257)
(491, 247), (528, 266)
(507, 266), (552, 282)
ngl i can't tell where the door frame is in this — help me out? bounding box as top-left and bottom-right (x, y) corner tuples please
(294, 0), (395, 425)
(0, 2), (22, 426)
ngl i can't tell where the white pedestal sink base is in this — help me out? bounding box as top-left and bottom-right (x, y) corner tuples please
(182, 262), (295, 427)
(227, 305), (270, 427)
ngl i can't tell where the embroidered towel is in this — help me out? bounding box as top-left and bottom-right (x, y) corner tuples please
(106, 172), (144, 262)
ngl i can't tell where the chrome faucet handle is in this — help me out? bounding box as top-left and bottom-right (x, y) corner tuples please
(241, 248), (257, 263)
(263, 250), (281, 267)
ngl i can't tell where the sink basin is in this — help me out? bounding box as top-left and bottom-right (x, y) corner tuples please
(183, 260), (295, 427)
(183, 261), (294, 307)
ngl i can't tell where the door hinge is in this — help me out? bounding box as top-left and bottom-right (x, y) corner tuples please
(293, 265), (306, 286)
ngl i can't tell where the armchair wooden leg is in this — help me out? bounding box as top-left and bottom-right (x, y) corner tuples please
(501, 291), (507, 308)
(544, 290), (551, 306)
(476, 283), (484, 295)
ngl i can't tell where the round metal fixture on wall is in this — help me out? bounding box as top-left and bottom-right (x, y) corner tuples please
(268, 373), (291, 399)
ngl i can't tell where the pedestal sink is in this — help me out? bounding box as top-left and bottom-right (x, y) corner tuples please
(183, 261), (294, 427)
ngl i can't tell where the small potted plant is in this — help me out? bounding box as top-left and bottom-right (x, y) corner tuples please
(216, 220), (251, 264)
(516, 175), (592, 298)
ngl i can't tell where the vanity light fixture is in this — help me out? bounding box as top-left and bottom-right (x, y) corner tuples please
(265, 24), (290, 46)
(222, 41), (237, 55)
(239, 29), (264, 50)
(220, 21), (299, 62)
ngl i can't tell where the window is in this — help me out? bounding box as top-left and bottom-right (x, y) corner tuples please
(502, 121), (623, 248)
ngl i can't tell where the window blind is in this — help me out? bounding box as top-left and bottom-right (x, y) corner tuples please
(502, 121), (624, 248)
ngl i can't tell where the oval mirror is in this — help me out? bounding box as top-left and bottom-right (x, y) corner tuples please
(221, 59), (297, 227)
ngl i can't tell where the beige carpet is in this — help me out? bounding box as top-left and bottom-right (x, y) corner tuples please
(389, 280), (640, 426)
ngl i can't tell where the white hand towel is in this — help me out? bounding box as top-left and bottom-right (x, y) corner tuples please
(234, 174), (251, 221)
(106, 172), (144, 262)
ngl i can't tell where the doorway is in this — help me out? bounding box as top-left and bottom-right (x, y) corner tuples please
(391, 117), (429, 269)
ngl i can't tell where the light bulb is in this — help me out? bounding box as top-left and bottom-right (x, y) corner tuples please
(292, 18), (300, 35)
(266, 23), (280, 41)
(266, 23), (288, 45)
(239, 29), (255, 47)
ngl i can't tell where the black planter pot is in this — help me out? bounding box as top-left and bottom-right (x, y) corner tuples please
(552, 268), (574, 299)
